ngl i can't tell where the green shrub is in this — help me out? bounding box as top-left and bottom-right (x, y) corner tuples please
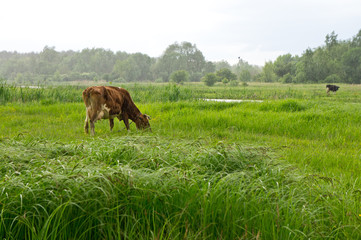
(170, 70), (189, 84)
(323, 74), (341, 83)
(202, 73), (218, 86)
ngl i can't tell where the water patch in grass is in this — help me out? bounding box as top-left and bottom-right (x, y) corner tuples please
(203, 98), (263, 103)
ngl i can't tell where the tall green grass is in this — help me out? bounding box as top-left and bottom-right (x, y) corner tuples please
(0, 81), (194, 105)
(2, 81), (361, 105)
(1, 137), (360, 239)
(0, 81), (83, 104)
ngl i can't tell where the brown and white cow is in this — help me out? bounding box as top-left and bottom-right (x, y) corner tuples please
(82, 86), (151, 135)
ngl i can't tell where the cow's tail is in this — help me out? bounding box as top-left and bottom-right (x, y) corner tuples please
(82, 88), (91, 107)
(83, 87), (103, 107)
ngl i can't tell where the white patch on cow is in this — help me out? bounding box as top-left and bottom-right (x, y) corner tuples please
(94, 104), (108, 120)
(102, 104), (111, 112)
(97, 104), (122, 120)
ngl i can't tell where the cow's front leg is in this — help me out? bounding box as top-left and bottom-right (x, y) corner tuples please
(122, 114), (130, 130)
(109, 119), (114, 131)
(90, 121), (95, 136)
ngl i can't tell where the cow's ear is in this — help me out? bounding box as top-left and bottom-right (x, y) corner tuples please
(144, 114), (151, 120)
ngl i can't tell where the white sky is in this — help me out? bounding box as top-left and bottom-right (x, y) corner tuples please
(1, 0), (360, 66)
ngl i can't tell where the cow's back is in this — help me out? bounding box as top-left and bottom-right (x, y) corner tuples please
(116, 88), (137, 110)
(83, 86), (125, 115)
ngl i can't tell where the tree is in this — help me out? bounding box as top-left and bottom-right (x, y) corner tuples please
(128, 53), (154, 81)
(259, 61), (277, 82)
(202, 73), (218, 86)
(273, 54), (295, 78)
(294, 49), (316, 83)
(204, 61), (216, 74)
(214, 60), (231, 71)
(232, 58), (261, 77)
(111, 52), (154, 82)
(89, 48), (117, 74)
(215, 68), (237, 82)
(280, 73), (293, 83)
(170, 70), (189, 84)
(38, 46), (59, 75)
(351, 29), (361, 47)
(325, 31), (338, 49)
(342, 47), (361, 83)
(112, 58), (140, 82)
(154, 42), (206, 81)
(239, 69), (252, 82)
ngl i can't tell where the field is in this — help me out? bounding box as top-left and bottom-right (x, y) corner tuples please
(1, 82), (361, 239)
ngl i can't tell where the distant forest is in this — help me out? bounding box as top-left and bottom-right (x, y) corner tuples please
(1, 29), (361, 84)
(0, 42), (260, 85)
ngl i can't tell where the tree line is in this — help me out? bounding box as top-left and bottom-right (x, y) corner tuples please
(2, 29), (360, 85)
(0, 42), (260, 85)
(258, 29), (361, 84)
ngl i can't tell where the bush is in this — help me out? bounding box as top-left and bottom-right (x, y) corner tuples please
(222, 78), (229, 85)
(280, 73), (293, 83)
(170, 70), (189, 84)
(323, 74), (341, 83)
(216, 68), (237, 82)
(239, 70), (252, 82)
(202, 73), (218, 86)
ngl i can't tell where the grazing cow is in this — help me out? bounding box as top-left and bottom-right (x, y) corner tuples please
(326, 84), (340, 94)
(82, 86), (151, 135)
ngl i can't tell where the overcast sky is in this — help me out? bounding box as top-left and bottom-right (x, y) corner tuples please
(1, 0), (360, 65)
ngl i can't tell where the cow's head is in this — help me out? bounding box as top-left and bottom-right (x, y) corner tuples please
(136, 113), (151, 130)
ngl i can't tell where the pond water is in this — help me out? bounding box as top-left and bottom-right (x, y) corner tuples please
(20, 86), (42, 89)
(203, 99), (263, 103)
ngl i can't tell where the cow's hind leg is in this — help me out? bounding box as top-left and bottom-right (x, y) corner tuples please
(89, 110), (102, 136)
(84, 109), (89, 134)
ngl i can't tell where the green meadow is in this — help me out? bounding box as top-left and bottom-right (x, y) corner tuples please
(1, 82), (361, 239)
